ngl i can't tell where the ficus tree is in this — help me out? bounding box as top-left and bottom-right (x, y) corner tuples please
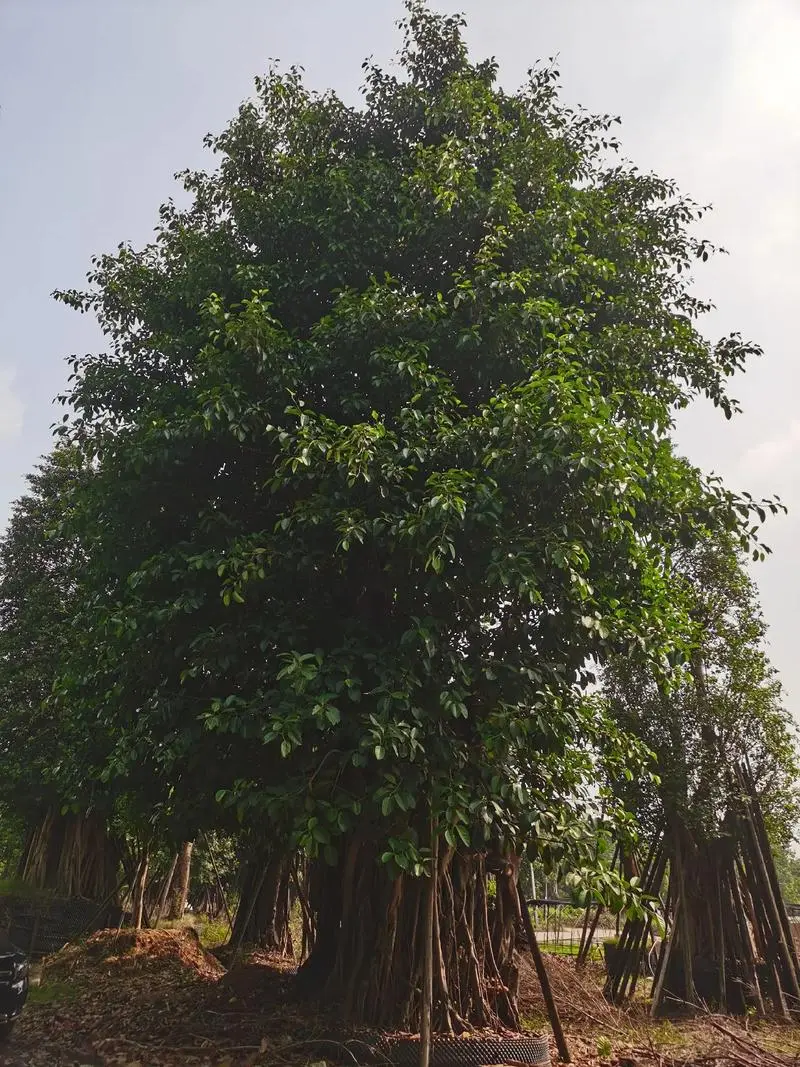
(0, 448), (227, 902)
(601, 534), (797, 1010)
(602, 533), (799, 846)
(0, 447), (121, 898)
(52, 2), (780, 1030)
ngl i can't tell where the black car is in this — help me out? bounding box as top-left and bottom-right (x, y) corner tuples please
(0, 932), (28, 1038)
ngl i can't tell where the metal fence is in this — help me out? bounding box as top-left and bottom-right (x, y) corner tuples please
(528, 899), (800, 961)
(0, 894), (122, 957)
(526, 898), (619, 959)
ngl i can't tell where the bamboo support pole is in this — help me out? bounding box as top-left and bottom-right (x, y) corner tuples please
(419, 821), (438, 1067)
(517, 883), (571, 1064)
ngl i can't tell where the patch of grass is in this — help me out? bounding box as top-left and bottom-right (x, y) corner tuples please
(596, 1035), (613, 1058)
(158, 914), (232, 950)
(289, 899), (303, 957)
(752, 1022), (800, 1057)
(196, 917), (231, 949)
(28, 979), (80, 1006)
(0, 878), (55, 902)
(539, 941), (601, 961)
(539, 942), (579, 956)
(644, 1020), (685, 1049)
(521, 1010), (550, 1032)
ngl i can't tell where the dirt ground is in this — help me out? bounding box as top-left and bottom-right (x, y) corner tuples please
(1, 929), (798, 1066)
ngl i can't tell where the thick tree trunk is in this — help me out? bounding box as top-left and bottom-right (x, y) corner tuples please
(231, 853), (293, 953)
(166, 841), (193, 920)
(297, 841), (521, 1032)
(17, 809), (120, 899)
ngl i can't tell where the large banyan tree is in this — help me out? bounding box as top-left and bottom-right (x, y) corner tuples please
(53, 2), (779, 1030)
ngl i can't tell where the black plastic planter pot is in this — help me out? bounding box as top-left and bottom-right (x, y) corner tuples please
(378, 1032), (551, 1066)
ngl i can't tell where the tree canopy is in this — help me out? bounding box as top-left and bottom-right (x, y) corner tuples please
(0, 0), (778, 1028)
(0, 447), (89, 825)
(52, 1), (777, 871)
(603, 533), (799, 846)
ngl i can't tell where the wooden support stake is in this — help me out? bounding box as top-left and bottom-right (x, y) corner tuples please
(652, 892), (681, 1017)
(626, 847), (667, 1004)
(419, 824), (438, 1067)
(131, 850), (149, 931)
(742, 763), (800, 986)
(153, 851), (179, 928)
(715, 860), (727, 1010)
(576, 813), (609, 966)
(732, 855), (766, 1015)
(232, 863), (268, 962)
(606, 838), (665, 1003)
(517, 883), (571, 1063)
(576, 900), (593, 964)
(199, 830), (234, 932)
(576, 903), (603, 969)
(738, 784), (800, 1008)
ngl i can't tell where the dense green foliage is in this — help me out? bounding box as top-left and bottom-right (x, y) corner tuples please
(47, 2), (781, 885)
(603, 535), (799, 846)
(0, 448), (91, 825)
(774, 848), (800, 904)
(0, 3), (794, 1027)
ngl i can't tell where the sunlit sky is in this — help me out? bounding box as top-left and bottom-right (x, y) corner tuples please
(1, 1), (798, 705)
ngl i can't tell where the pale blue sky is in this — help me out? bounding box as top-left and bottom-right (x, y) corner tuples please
(1, 1), (798, 703)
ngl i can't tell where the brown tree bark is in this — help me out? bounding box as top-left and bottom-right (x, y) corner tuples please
(419, 827), (438, 1067)
(297, 841), (521, 1032)
(18, 809), (121, 899)
(131, 851), (150, 930)
(231, 853), (293, 953)
(153, 851), (179, 927)
(166, 840), (194, 920)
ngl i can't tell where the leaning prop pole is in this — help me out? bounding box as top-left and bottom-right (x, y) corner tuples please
(153, 851), (179, 929)
(517, 882), (571, 1063)
(199, 830), (234, 932)
(419, 817), (438, 1067)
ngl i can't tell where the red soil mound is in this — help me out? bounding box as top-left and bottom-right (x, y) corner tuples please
(45, 926), (225, 981)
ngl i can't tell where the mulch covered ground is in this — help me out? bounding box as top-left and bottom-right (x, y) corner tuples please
(1, 930), (799, 1066)
(5, 929), (319, 1067)
(516, 953), (800, 1066)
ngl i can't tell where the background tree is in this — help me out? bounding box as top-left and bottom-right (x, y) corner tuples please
(774, 849), (800, 905)
(166, 841), (194, 921)
(187, 832), (238, 920)
(52, 1), (780, 1030)
(601, 534), (799, 1008)
(603, 533), (799, 848)
(0, 447), (120, 898)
